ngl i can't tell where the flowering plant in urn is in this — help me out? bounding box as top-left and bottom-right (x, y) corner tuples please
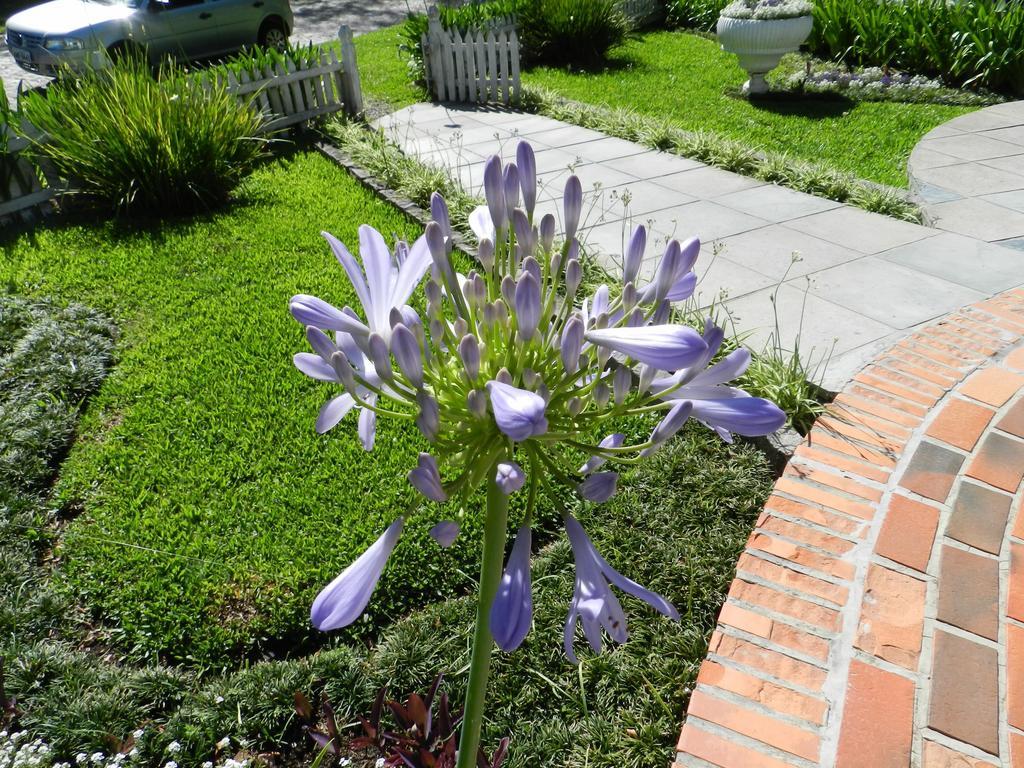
(718, 0), (815, 95)
(289, 140), (786, 765)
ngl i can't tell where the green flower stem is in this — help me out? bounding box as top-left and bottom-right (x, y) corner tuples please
(456, 467), (509, 768)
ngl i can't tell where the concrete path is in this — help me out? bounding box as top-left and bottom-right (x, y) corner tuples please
(377, 103), (1024, 392)
(910, 100), (1024, 246)
(676, 287), (1024, 768)
(1, 0), (411, 103)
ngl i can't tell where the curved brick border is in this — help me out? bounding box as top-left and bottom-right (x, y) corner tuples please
(676, 288), (1024, 768)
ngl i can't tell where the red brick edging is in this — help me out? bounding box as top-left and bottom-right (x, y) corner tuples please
(676, 288), (1024, 768)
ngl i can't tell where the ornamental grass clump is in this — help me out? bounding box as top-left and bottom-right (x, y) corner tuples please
(289, 141), (785, 764)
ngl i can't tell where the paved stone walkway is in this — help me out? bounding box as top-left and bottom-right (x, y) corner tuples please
(377, 103), (1024, 392)
(910, 101), (1024, 246)
(676, 288), (1024, 768)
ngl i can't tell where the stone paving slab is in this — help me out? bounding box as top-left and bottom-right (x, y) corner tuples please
(377, 103), (1024, 392)
(676, 288), (1024, 768)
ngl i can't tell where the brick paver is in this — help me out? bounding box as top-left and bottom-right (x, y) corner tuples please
(675, 286), (1024, 766)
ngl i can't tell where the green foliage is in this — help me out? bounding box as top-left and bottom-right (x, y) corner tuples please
(21, 57), (268, 215)
(522, 30), (974, 189)
(518, 0), (630, 66)
(529, 87), (922, 221)
(666, 0), (727, 29)
(809, 0), (1024, 95)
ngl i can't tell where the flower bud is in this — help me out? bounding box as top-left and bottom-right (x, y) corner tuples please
(430, 521), (459, 547)
(522, 368), (539, 389)
(624, 225), (646, 285)
(459, 334), (480, 381)
(597, 345), (612, 370)
(391, 323), (424, 387)
(652, 239), (680, 305)
(453, 317), (468, 339)
(613, 365), (632, 406)
(539, 213), (556, 252)
(408, 452), (446, 502)
(567, 397), (583, 417)
(561, 315), (584, 374)
(627, 307), (645, 327)
(549, 250), (562, 278)
(504, 163), (520, 222)
(367, 333), (393, 384)
(652, 300), (671, 325)
(639, 363), (656, 393)
(513, 208), (532, 255)
(578, 472), (618, 503)
(501, 275), (516, 306)
(426, 221), (448, 271)
(483, 302), (497, 329)
(425, 278), (442, 305)
(564, 175), (583, 243)
(579, 433), (626, 474)
(565, 257), (582, 299)
(515, 272), (541, 341)
(494, 299), (510, 327)
(522, 255), (541, 285)
(431, 192), (452, 243)
(478, 237), (495, 273)
(517, 141), (537, 217)
(622, 282), (638, 312)
(594, 381), (610, 408)
(495, 461), (526, 495)
(416, 391), (440, 441)
(467, 389), (487, 419)
(484, 156), (507, 234)
(429, 318), (444, 342)
(496, 367), (513, 385)
(330, 349), (358, 394)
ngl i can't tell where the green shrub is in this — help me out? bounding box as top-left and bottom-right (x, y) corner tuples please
(518, 0), (630, 66)
(667, 0), (727, 29)
(809, 0), (1024, 94)
(21, 57), (268, 215)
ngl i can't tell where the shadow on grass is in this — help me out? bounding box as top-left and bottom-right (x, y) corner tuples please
(730, 88), (858, 119)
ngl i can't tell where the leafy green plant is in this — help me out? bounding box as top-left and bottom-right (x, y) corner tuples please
(667, 0), (727, 29)
(518, 0), (630, 66)
(21, 57), (268, 215)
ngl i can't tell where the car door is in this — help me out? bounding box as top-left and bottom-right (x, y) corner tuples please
(203, 0), (259, 53)
(137, 0), (221, 61)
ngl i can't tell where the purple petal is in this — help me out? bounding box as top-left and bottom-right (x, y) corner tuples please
(389, 234), (432, 309)
(579, 433), (626, 474)
(591, 546), (679, 622)
(294, 352), (336, 382)
(359, 225), (395, 333)
(316, 393), (356, 434)
(321, 231), (371, 314)
(358, 401), (376, 451)
(666, 272), (697, 303)
(650, 400), (693, 444)
(564, 175), (582, 243)
(290, 295), (369, 338)
(486, 380), (549, 442)
(469, 206), (496, 243)
(484, 156), (507, 233)
(514, 273), (541, 340)
(691, 348), (751, 387)
(430, 520), (459, 548)
(416, 391), (440, 442)
(517, 142), (537, 217)
(495, 461), (526, 495)
(430, 192), (452, 238)
(578, 472), (618, 503)
(408, 452), (447, 502)
(691, 396), (786, 437)
(490, 525), (533, 651)
(310, 518), (404, 630)
(585, 325), (709, 371)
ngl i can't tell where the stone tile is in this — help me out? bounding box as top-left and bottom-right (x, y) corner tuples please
(915, 182), (964, 204)
(910, 146), (964, 171)
(536, 165), (637, 203)
(925, 133), (1024, 161)
(688, 254), (777, 305)
(602, 182), (699, 218)
(979, 125), (1024, 145)
(686, 690), (820, 762)
(950, 110), (1024, 133)
(722, 282), (896, 358)
(714, 184), (840, 223)
(654, 166), (764, 199)
(714, 225), (862, 281)
(922, 740), (997, 767)
(1009, 623), (1024, 732)
(981, 189), (1024, 214)
(784, 207), (933, 254)
(899, 441), (965, 503)
(522, 123), (610, 150)
(914, 162), (1024, 197)
(876, 494), (940, 572)
(928, 629), (999, 755)
(947, 481), (1012, 555)
(932, 198), (1024, 243)
(926, 398), (996, 451)
(999, 397), (1024, 438)
(563, 136), (652, 164)
(967, 433), (1024, 493)
(646, 200), (769, 243)
(962, 368), (1024, 409)
(937, 545), (1000, 640)
(835, 660), (915, 768)
(982, 152), (1024, 178)
(921, 123), (966, 140)
(803, 256), (984, 329)
(855, 564), (926, 669)
(878, 232), (1024, 294)
(1011, 542), (1024, 623)
(593, 149), (703, 180)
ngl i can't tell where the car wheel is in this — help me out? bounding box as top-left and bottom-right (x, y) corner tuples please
(258, 19), (288, 52)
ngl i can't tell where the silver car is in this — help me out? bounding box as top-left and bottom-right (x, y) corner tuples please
(5, 0), (293, 76)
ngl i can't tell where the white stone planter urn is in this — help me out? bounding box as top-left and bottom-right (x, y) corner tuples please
(717, 14), (813, 95)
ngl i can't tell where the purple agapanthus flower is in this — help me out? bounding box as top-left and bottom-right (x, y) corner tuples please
(578, 472), (618, 503)
(563, 515), (679, 663)
(430, 520), (460, 548)
(585, 324), (708, 371)
(650, 320), (787, 441)
(486, 380), (549, 442)
(495, 461), (526, 494)
(311, 518), (404, 631)
(490, 525), (533, 651)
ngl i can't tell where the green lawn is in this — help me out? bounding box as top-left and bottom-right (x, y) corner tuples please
(1, 150), (490, 666)
(353, 25), (973, 188)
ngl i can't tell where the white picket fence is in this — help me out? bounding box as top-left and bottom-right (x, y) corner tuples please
(618, 0), (664, 28)
(205, 25), (363, 132)
(0, 120), (56, 226)
(422, 5), (521, 105)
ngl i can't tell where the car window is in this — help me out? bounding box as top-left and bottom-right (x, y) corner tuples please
(154, 0), (204, 9)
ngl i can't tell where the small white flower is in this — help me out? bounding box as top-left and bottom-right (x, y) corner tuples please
(163, 761), (177, 768)
(75, 755), (88, 765)
(90, 754), (104, 764)
(215, 738), (230, 751)
(131, 732), (143, 742)
(165, 744), (180, 755)
(201, 762), (213, 768)
(214, 696), (225, 704)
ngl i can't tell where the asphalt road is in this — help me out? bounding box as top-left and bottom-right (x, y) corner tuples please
(2, 0), (415, 103)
